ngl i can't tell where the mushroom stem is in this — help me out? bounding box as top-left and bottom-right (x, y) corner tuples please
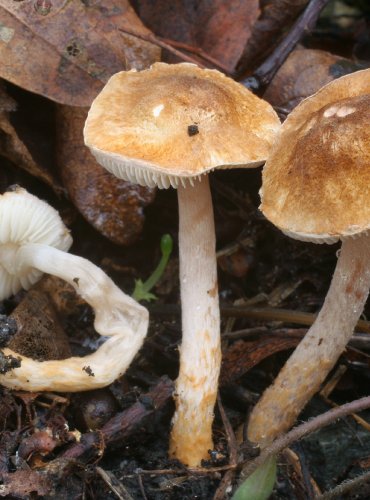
(0, 243), (148, 392)
(169, 176), (221, 467)
(248, 232), (370, 446)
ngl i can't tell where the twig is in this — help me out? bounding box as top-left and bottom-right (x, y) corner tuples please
(118, 27), (231, 74)
(119, 27), (206, 67)
(148, 304), (370, 333)
(62, 377), (173, 460)
(223, 327), (370, 352)
(218, 394), (238, 465)
(240, 396), (370, 479)
(156, 37), (231, 74)
(317, 469), (370, 499)
(95, 467), (134, 500)
(118, 27), (208, 69)
(241, 0), (331, 90)
(213, 395), (239, 500)
(120, 397), (370, 484)
(134, 464), (237, 476)
(287, 445), (318, 498)
(137, 474), (148, 500)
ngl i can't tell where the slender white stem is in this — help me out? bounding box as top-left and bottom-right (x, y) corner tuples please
(1, 244), (148, 392)
(248, 232), (370, 445)
(169, 177), (221, 467)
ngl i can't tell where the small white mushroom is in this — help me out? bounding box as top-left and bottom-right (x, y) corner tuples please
(0, 187), (149, 392)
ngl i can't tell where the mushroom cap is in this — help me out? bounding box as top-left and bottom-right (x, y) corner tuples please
(84, 62), (280, 188)
(260, 69), (370, 244)
(0, 188), (72, 300)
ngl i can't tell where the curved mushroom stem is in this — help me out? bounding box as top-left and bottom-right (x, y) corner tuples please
(169, 176), (221, 467)
(248, 232), (370, 446)
(0, 243), (148, 392)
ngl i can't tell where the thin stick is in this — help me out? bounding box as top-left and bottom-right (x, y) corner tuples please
(129, 398), (370, 482)
(148, 304), (370, 333)
(95, 467), (134, 500)
(62, 377), (173, 459)
(137, 474), (148, 500)
(119, 27), (231, 73)
(156, 37), (231, 73)
(118, 27), (207, 69)
(213, 396), (239, 499)
(218, 394), (238, 465)
(240, 0), (331, 89)
(317, 469), (370, 499)
(240, 396), (370, 479)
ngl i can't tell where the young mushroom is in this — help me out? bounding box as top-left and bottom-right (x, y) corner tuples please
(0, 187), (148, 392)
(247, 69), (370, 447)
(84, 62), (280, 466)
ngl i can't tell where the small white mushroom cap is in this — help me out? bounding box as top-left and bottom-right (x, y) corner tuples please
(0, 188), (148, 392)
(0, 187), (72, 300)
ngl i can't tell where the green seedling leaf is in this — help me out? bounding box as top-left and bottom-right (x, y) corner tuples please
(232, 455), (277, 500)
(132, 234), (173, 302)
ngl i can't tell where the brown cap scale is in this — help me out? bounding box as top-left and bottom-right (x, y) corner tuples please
(247, 69), (370, 446)
(84, 62), (280, 466)
(0, 188), (148, 392)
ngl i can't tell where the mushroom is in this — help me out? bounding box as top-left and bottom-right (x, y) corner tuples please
(0, 187), (148, 392)
(84, 62), (280, 466)
(247, 69), (370, 446)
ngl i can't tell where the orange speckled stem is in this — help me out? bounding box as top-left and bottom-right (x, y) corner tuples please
(248, 232), (370, 446)
(169, 177), (221, 467)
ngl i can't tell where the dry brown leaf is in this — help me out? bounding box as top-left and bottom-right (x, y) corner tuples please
(8, 287), (71, 361)
(0, 86), (61, 191)
(220, 334), (301, 386)
(218, 248), (254, 278)
(264, 47), (363, 113)
(0, 470), (52, 497)
(0, 0), (160, 106)
(57, 105), (155, 246)
(134, 0), (260, 72)
(36, 275), (85, 318)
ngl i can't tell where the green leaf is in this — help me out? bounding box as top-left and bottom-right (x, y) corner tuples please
(132, 234), (173, 302)
(232, 456), (277, 500)
(132, 279), (157, 302)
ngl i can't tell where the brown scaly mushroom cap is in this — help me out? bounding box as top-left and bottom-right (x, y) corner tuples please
(247, 69), (370, 448)
(84, 62), (280, 188)
(261, 69), (370, 243)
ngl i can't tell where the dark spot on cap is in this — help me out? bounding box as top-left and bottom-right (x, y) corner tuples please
(188, 124), (199, 136)
(83, 365), (95, 377)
